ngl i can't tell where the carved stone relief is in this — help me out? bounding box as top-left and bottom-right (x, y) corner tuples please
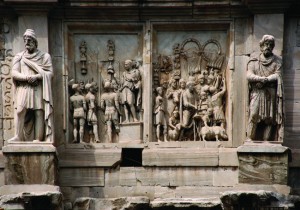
(68, 32), (143, 144)
(0, 18), (14, 143)
(153, 32), (229, 142)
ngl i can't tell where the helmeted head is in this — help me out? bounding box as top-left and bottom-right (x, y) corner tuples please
(259, 35), (275, 58)
(23, 29), (38, 53)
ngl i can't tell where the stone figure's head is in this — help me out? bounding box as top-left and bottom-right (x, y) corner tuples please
(156, 87), (163, 95)
(259, 35), (275, 58)
(172, 108), (180, 118)
(169, 78), (177, 89)
(124, 60), (133, 71)
(186, 80), (195, 92)
(197, 74), (205, 85)
(104, 80), (112, 90)
(179, 79), (186, 89)
(23, 29), (38, 53)
(72, 83), (80, 92)
(85, 82), (98, 93)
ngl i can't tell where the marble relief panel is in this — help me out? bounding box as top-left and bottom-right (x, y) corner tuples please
(152, 29), (231, 143)
(66, 29), (143, 144)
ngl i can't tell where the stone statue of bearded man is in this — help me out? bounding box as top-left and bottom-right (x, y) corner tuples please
(246, 35), (284, 142)
(9, 29), (54, 143)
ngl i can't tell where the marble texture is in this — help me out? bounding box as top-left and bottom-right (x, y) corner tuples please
(3, 144), (57, 185)
(238, 144), (289, 185)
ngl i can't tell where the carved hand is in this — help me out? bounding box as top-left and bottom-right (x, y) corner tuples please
(27, 75), (40, 86)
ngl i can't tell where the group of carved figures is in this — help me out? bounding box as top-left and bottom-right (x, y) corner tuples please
(69, 59), (142, 143)
(7, 28), (283, 144)
(154, 67), (228, 142)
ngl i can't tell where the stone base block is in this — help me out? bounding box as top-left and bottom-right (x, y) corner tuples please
(237, 143), (289, 185)
(119, 122), (143, 143)
(3, 143), (58, 185)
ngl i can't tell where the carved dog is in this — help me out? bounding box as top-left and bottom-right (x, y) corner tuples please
(200, 126), (228, 141)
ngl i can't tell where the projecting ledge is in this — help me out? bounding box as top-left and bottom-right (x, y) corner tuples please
(2, 143), (56, 153)
(237, 142), (289, 153)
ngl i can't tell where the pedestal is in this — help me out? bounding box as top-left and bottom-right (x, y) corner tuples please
(237, 142), (289, 185)
(2, 143), (58, 185)
(119, 122), (143, 143)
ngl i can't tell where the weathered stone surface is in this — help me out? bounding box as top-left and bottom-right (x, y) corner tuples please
(3, 144), (57, 185)
(73, 196), (150, 210)
(234, 18), (253, 55)
(238, 144), (289, 185)
(119, 122), (143, 143)
(232, 56), (248, 147)
(58, 148), (121, 167)
(0, 185), (62, 210)
(105, 168), (120, 187)
(218, 148), (239, 166)
(213, 168), (238, 187)
(143, 148), (219, 166)
(119, 167), (214, 187)
(238, 143), (289, 153)
(59, 168), (104, 187)
(150, 198), (222, 209)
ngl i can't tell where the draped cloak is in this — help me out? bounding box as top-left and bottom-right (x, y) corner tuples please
(247, 53), (284, 141)
(12, 50), (54, 142)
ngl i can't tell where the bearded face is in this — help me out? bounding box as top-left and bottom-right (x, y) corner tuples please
(24, 36), (37, 53)
(260, 40), (274, 58)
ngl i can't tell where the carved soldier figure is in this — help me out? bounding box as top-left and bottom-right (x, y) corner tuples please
(70, 83), (87, 143)
(211, 77), (226, 128)
(120, 60), (141, 122)
(246, 35), (283, 141)
(154, 87), (168, 142)
(9, 29), (53, 142)
(85, 82), (100, 143)
(100, 80), (121, 143)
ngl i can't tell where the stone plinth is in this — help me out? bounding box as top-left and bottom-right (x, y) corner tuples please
(119, 122), (143, 143)
(237, 143), (289, 185)
(3, 143), (58, 185)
